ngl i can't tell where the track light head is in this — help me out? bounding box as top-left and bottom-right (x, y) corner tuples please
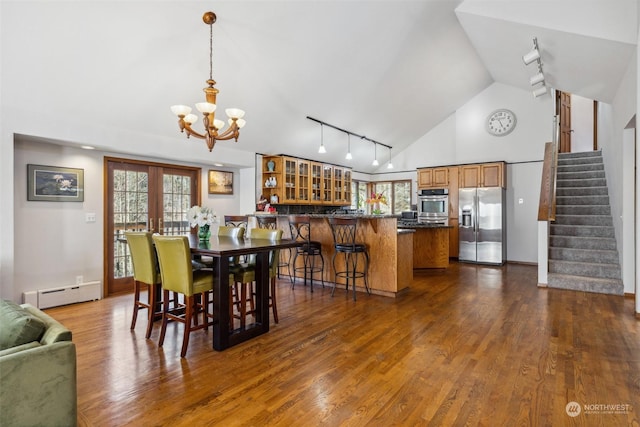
(533, 86), (547, 98)
(530, 72), (545, 86)
(523, 48), (540, 65)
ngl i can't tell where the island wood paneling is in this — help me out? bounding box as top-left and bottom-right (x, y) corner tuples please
(412, 227), (450, 268)
(308, 216), (409, 297)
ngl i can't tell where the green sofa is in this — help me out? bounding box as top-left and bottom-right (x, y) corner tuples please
(0, 300), (77, 427)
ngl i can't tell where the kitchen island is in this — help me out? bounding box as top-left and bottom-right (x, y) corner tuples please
(249, 214), (413, 297)
(397, 222), (452, 269)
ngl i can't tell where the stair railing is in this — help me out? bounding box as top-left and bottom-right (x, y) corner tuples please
(537, 115), (560, 221)
(537, 114), (560, 286)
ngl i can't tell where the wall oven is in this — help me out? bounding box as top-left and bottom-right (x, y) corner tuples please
(418, 188), (449, 224)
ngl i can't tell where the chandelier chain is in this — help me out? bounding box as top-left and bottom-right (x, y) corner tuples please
(209, 22), (214, 81)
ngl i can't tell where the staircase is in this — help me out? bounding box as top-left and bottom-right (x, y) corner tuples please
(547, 150), (623, 295)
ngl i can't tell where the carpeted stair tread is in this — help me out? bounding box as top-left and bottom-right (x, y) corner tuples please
(547, 273), (623, 295)
(547, 150), (622, 296)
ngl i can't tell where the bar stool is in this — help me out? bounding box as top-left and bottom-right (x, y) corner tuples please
(328, 217), (370, 301)
(152, 235), (215, 358)
(288, 215), (324, 291)
(224, 215), (248, 228)
(125, 232), (162, 339)
(257, 215), (292, 281)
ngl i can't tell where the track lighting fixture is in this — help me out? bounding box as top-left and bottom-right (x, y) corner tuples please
(345, 134), (352, 160)
(533, 86), (547, 98)
(318, 124), (326, 153)
(372, 143), (379, 166)
(306, 116), (392, 166)
(529, 72), (545, 86)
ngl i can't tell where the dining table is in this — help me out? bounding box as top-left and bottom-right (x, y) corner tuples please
(188, 234), (301, 351)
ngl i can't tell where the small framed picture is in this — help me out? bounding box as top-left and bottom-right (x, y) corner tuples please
(27, 164), (84, 202)
(208, 170), (233, 195)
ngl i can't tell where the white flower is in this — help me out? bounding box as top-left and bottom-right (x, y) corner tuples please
(187, 205), (217, 228)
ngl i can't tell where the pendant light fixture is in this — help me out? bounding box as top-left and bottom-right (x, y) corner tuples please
(170, 11), (246, 152)
(387, 147), (393, 169)
(318, 124), (326, 153)
(372, 143), (379, 166)
(345, 134), (352, 160)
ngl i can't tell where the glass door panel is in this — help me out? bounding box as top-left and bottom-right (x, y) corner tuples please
(106, 158), (199, 296)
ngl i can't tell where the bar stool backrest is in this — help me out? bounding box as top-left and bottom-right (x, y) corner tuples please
(256, 216), (277, 229)
(152, 235), (195, 296)
(217, 225), (245, 239)
(288, 215), (312, 244)
(328, 217), (358, 250)
(125, 232), (160, 285)
(224, 215), (248, 229)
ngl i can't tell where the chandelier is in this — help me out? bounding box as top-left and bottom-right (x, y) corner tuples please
(170, 11), (246, 152)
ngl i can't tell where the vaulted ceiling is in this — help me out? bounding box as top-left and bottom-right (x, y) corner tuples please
(2, 1), (636, 173)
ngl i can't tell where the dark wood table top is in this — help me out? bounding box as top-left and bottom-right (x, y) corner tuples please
(187, 234), (301, 257)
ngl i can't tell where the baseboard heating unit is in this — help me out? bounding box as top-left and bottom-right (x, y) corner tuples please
(22, 281), (101, 309)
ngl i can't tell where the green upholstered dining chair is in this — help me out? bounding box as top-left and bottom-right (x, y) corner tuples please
(125, 232), (162, 339)
(233, 228), (283, 326)
(152, 235), (215, 358)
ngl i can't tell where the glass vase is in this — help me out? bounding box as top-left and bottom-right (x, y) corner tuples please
(198, 224), (211, 241)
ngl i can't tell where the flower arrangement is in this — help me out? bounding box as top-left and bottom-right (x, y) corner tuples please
(366, 192), (387, 214)
(187, 205), (217, 240)
(187, 205), (217, 228)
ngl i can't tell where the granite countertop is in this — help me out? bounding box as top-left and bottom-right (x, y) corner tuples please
(397, 223), (453, 229)
(249, 213), (399, 219)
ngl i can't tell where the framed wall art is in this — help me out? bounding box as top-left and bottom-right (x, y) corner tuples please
(208, 170), (233, 195)
(27, 164), (84, 202)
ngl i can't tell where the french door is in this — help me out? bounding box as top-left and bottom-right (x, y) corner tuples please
(104, 157), (200, 295)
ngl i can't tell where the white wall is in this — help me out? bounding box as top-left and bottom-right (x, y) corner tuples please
(11, 137), (242, 302)
(602, 49), (638, 294)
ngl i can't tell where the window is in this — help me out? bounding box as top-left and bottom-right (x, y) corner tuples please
(353, 179), (412, 214)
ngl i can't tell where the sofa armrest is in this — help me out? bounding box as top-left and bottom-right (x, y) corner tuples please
(0, 340), (77, 427)
(21, 304), (72, 344)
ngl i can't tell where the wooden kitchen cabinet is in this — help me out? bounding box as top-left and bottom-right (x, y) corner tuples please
(261, 155), (351, 206)
(459, 162), (505, 188)
(448, 218), (459, 258)
(481, 162), (505, 187)
(417, 167), (449, 188)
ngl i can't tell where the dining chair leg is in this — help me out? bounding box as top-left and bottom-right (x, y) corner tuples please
(181, 295), (194, 358)
(240, 282), (248, 329)
(270, 277), (278, 324)
(158, 289), (170, 348)
(144, 282), (156, 339)
(130, 280), (141, 330)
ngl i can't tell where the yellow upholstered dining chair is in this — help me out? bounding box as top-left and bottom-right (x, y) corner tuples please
(125, 232), (162, 339)
(152, 235), (215, 358)
(233, 228), (283, 326)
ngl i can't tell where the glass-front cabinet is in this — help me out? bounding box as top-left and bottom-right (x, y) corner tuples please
(282, 157), (297, 203)
(311, 162), (322, 204)
(261, 155), (351, 206)
(322, 165), (333, 203)
(297, 160), (310, 203)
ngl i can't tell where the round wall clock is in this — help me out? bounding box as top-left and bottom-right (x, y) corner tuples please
(486, 109), (517, 136)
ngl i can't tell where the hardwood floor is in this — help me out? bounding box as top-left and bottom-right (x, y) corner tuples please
(45, 262), (640, 426)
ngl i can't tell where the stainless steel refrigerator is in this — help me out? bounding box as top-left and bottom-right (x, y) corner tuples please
(458, 187), (506, 265)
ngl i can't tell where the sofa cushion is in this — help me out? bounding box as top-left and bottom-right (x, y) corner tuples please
(0, 300), (46, 350)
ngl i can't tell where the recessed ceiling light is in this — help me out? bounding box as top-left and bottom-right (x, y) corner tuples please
(81, 145), (95, 150)
(214, 163), (224, 167)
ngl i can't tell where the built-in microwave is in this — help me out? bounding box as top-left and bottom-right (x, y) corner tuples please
(418, 188), (449, 223)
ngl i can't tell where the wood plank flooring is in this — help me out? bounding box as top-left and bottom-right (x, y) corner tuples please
(44, 262), (640, 426)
